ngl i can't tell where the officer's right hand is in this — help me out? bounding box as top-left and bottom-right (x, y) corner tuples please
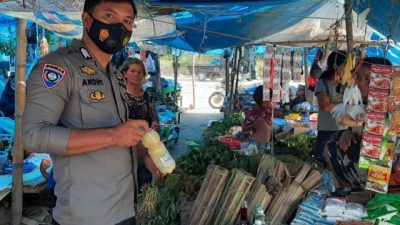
(112, 120), (149, 147)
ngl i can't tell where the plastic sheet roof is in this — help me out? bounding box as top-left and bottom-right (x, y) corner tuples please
(0, 0), (176, 41)
(144, 0), (327, 52)
(0, 0), (399, 54)
(353, 0), (400, 43)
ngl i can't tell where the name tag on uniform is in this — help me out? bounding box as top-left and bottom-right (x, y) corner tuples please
(82, 78), (104, 86)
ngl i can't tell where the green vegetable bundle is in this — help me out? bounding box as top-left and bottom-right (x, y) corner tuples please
(202, 113), (244, 142)
(277, 135), (316, 160)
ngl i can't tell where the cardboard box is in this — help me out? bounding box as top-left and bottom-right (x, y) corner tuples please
(293, 126), (310, 135)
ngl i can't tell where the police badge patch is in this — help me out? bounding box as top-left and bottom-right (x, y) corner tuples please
(80, 66), (96, 76)
(42, 64), (67, 89)
(80, 47), (92, 59)
(90, 90), (106, 101)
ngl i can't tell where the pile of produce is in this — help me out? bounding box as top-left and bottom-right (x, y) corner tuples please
(275, 134), (316, 160)
(136, 144), (263, 225)
(136, 172), (200, 225)
(177, 144), (261, 177)
(136, 113), (314, 225)
(202, 113), (244, 143)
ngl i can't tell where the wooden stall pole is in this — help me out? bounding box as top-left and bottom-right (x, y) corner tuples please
(154, 54), (163, 95)
(344, 0), (354, 54)
(172, 55), (179, 103)
(223, 55), (230, 117)
(191, 53), (196, 109)
(225, 57), (230, 99)
(303, 47), (309, 102)
(229, 47), (239, 116)
(234, 47), (243, 111)
(12, 18), (27, 225)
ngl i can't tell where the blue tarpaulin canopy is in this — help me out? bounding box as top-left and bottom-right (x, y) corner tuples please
(353, 0), (400, 43)
(0, 0), (399, 55)
(143, 0), (400, 53)
(145, 0), (327, 52)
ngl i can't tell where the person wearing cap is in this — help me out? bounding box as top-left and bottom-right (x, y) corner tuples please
(23, 1), (160, 224)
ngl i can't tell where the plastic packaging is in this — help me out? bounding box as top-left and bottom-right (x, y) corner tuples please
(253, 205), (265, 225)
(345, 202), (365, 218)
(364, 204), (398, 221)
(291, 214), (314, 225)
(298, 210), (322, 221)
(323, 198), (346, 217)
(142, 128), (175, 175)
(299, 194), (326, 214)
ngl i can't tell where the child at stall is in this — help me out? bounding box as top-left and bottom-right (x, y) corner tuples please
(242, 85), (273, 153)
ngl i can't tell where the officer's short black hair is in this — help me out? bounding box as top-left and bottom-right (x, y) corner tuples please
(253, 85), (272, 107)
(119, 58), (146, 76)
(84, 0), (137, 17)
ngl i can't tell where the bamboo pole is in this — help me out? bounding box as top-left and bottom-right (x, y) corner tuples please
(154, 53), (162, 95)
(12, 18), (27, 225)
(245, 39), (392, 47)
(303, 47), (309, 102)
(224, 56), (229, 117)
(344, 0), (354, 55)
(228, 47), (238, 116)
(191, 53), (196, 109)
(172, 55), (179, 103)
(233, 47), (242, 112)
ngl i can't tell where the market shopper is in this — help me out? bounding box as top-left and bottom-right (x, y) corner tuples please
(327, 57), (393, 188)
(120, 57), (161, 188)
(242, 85), (273, 153)
(23, 1), (161, 225)
(0, 72), (15, 118)
(313, 51), (348, 161)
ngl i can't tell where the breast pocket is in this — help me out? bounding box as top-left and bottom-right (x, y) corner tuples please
(79, 87), (120, 128)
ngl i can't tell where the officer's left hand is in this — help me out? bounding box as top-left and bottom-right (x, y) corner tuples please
(144, 155), (162, 178)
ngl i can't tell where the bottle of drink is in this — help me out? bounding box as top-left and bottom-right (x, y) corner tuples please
(141, 128), (176, 175)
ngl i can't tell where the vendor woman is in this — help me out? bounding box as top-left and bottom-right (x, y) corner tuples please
(313, 51), (348, 161)
(242, 85), (273, 153)
(325, 57), (396, 189)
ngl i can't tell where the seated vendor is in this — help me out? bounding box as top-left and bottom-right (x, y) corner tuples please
(324, 57), (396, 190)
(242, 85), (273, 153)
(291, 85), (306, 109)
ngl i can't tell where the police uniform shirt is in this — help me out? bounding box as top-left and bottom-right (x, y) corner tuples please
(23, 39), (136, 225)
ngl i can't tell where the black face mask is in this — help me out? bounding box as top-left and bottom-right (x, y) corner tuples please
(87, 13), (132, 54)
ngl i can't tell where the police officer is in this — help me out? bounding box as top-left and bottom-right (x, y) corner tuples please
(23, 1), (160, 225)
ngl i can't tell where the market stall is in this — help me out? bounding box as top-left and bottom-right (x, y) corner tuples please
(1, 0), (400, 224)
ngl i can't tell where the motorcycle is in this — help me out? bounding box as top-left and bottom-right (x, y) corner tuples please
(208, 81), (225, 109)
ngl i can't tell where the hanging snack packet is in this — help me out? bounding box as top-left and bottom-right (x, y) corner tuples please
(366, 164), (391, 193)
